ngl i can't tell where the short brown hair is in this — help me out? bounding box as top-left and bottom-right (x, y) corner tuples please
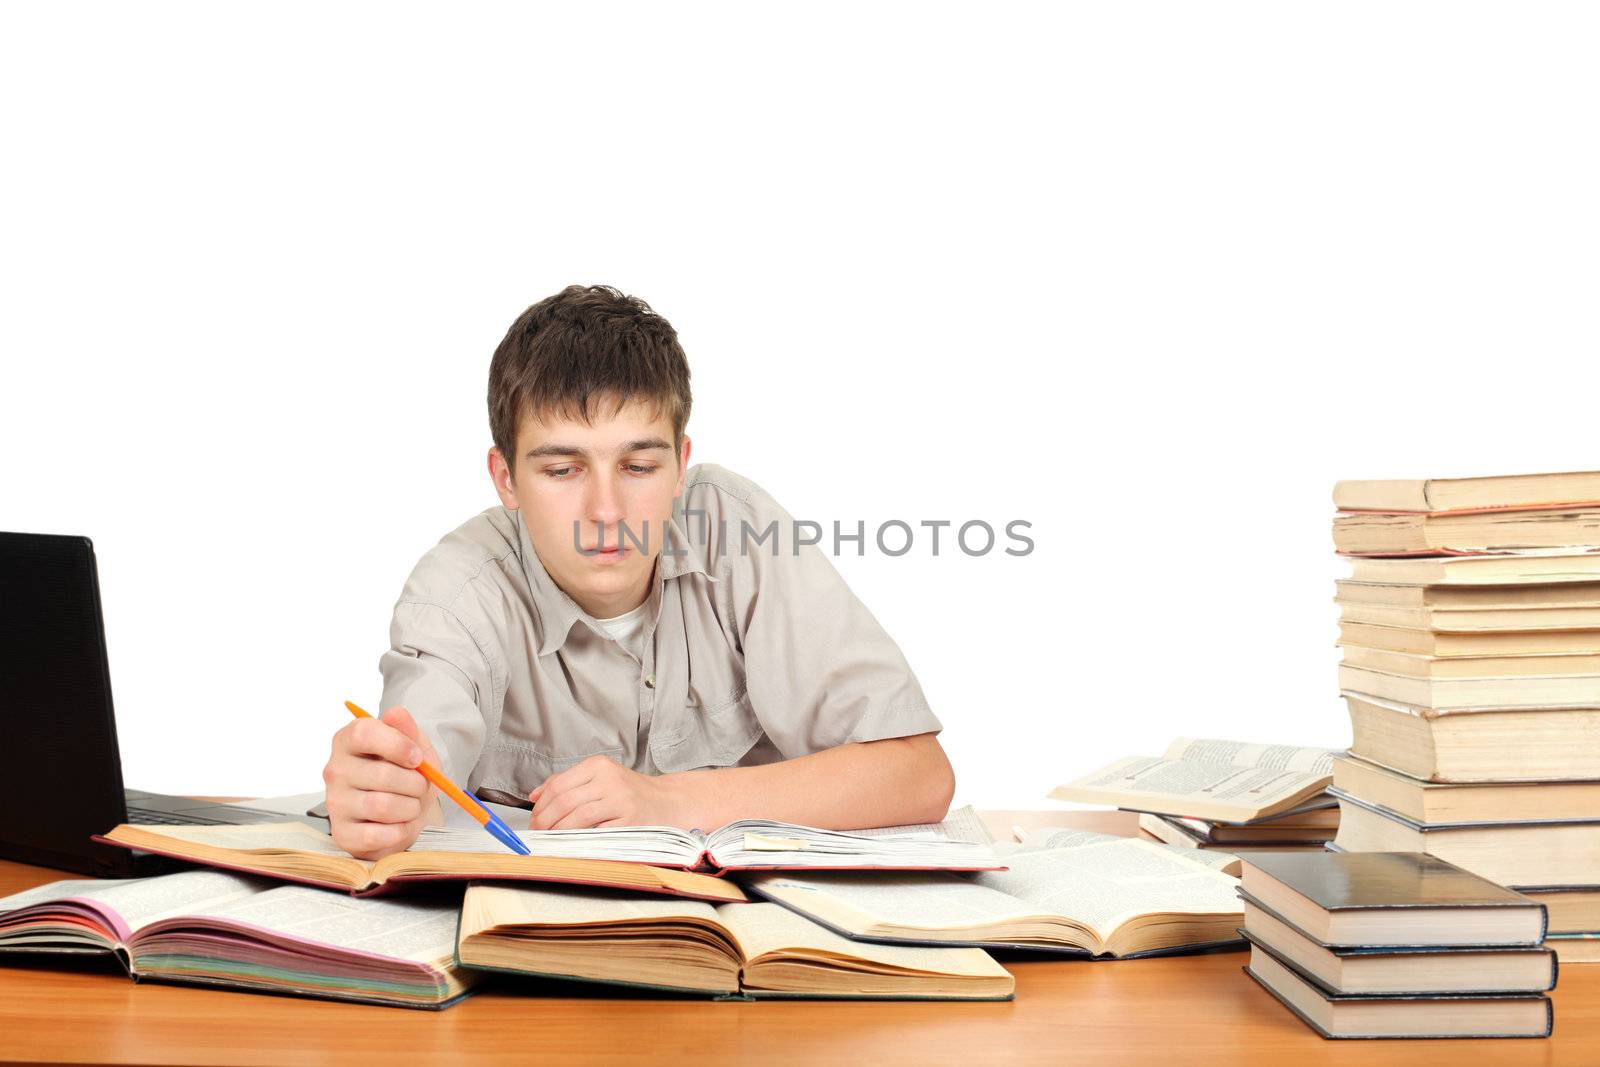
(488, 285), (692, 474)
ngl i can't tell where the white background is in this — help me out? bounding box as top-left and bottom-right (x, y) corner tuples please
(3, 3), (1597, 808)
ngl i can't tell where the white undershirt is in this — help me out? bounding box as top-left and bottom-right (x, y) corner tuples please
(593, 599), (650, 661)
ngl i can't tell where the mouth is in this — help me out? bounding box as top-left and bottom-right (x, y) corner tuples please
(582, 545), (630, 562)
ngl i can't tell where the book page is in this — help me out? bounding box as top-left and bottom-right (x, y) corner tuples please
(1015, 827), (1240, 873)
(974, 840), (1240, 940)
(748, 874), (1045, 934)
(1052, 754), (1331, 822)
(848, 805), (994, 845)
(411, 824), (704, 866)
(0, 870), (265, 939)
(716, 901), (1008, 979)
(131, 822), (354, 855)
(1013, 828), (1122, 850)
(179, 886), (460, 964)
(467, 882), (719, 931)
(706, 816), (999, 869)
(1162, 738), (1339, 775)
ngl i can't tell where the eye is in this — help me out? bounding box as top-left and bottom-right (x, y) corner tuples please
(625, 463), (659, 475)
(545, 466), (576, 479)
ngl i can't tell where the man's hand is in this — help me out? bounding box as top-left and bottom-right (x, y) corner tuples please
(323, 706), (444, 859)
(528, 755), (693, 830)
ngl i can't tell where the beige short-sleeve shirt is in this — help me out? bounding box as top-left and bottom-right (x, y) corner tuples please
(377, 463), (941, 808)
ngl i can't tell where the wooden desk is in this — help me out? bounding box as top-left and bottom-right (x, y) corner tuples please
(0, 810), (1594, 1066)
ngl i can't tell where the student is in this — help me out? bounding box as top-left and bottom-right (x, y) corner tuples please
(323, 285), (954, 859)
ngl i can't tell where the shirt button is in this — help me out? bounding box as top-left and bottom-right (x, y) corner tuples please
(644, 674), (655, 689)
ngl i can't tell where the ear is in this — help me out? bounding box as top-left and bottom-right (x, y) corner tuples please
(674, 435), (692, 497)
(488, 447), (519, 510)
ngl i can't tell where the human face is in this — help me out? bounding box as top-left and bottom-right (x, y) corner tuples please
(488, 395), (690, 620)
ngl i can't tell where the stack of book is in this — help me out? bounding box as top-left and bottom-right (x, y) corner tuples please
(0, 807), (1261, 1006)
(1239, 851), (1557, 1039)
(0, 812), (1020, 1006)
(1049, 736), (1341, 852)
(1329, 470), (1600, 966)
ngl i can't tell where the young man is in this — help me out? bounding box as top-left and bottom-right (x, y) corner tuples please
(323, 285), (954, 859)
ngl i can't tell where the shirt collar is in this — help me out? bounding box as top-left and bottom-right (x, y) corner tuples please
(515, 507), (715, 658)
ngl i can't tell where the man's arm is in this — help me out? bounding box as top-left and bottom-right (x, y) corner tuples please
(527, 732), (956, 831)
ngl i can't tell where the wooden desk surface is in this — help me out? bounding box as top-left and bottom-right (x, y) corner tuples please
(0, 810), (1594, 1066)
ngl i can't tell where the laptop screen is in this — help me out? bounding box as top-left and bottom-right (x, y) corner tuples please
(0, 532), (135, 874)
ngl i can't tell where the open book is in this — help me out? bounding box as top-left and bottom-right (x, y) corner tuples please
(0, 869), (475, 1008)
(413, 804), (1001, 872)
(456, 882), (1014, 1000)
(744, 829), (1245, 958)
(94, 822), (745, 902)
(1048, 737), (1339, 823)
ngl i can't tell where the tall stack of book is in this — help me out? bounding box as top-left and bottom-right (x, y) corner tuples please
(1239, 851), (1556, 1039)
(1329, 471), (1600, 966)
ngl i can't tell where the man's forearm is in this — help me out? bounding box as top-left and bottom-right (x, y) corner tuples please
(666, 732), (956, 830)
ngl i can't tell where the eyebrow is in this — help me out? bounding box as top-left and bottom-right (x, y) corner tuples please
(524, 437), (674, 461)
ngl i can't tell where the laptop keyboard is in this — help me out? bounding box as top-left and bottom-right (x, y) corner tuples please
(125, 807), (231, 826)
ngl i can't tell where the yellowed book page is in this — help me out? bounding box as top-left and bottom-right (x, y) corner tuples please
(716, 901), (1008, 980)
(465, 882), (719, 934)
(121, 822), (353, 854)
(104, 823), (372, 888)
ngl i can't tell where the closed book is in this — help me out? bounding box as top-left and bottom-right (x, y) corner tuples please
(1138, 812), (1332, 848)
(1238, 851), (1546, 947)
(1245, 938), (1553, 1039)
(1334, 580), (1600, 610)
(1343, 692), (1600, 781)
(1522, 888), (1600, 935)
(1334, 471), (1600, 514)
(1240, 896), (1557, 994)
(1339, 645), (1600, 679)
(1337, 621), (1600, 657)
(1338, 663), (1600, 710)
(1333, 507), (1600, 556)
(1342, 551), (1600, 587)
(1330, 791), (1600, 888)
(1332, 755), (1600, 824)
(1336, 600), (1600, 632)
(1545, 933), (1600, 963)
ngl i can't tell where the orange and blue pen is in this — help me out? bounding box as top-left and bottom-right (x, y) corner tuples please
(343, 700), (530, 856)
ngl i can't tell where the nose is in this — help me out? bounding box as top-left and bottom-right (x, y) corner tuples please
(584, 472), (625, 541)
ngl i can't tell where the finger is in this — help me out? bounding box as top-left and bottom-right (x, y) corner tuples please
(550, 799), (616, 831)
(337, 758), (431, 799)
(326, 787), (422, 827)
(380, 706), (423, 744)
(536, 762), (598, 803)
(333, 818), (413, 859)
(344, 717), (423, 768)
(530, 783), (605, 831)
(354, 789), (424, 824)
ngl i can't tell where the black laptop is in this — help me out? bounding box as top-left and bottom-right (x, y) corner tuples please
(0, 531), (319, 877)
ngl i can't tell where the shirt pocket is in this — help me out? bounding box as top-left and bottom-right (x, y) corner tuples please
(650, 648), (764, 773)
